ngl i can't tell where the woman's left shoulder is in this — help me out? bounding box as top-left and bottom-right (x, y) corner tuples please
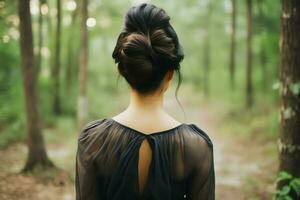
(183, 123), (214, 147)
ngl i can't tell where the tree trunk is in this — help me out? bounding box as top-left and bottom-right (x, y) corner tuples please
(78, 0), (89, 129)
(229, 0), (236, 89)
(203, 36), (210, 97)
(52, 0), (62, 115)
(257, 0), (267, 92)
(66, 5), (78, 91)
(66, 33), (74, 91)
(36, 0), (47, 75)
(278, 0), (300, 198)
(259, 42), (267, 92)
(18, 0), (53, 172)
(246, 0), (253, 108)
(203, 0), (212, 97)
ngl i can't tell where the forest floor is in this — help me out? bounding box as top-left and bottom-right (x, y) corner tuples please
(0, 87), (278, 200)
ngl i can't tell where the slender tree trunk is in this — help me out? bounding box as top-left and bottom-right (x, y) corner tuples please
(18, 0), (53, 172)
(257, 0), (267, 92)
(203, 0), (212, 97)
(46, 0), (52, 34)
(246, 0), (253, 108)
(66, 5), (78, 91)
(52, 0), (61, 115)
(203, 37), (210, 97)
(36, 0), (46, 75)
(45, 0), (55, 85)
(260, 43), (267, 91)
(277, 0), (300, 198)
(66, 34), (74, 91)
(229, 0), (236, 89)
(78, 0), (88, 129)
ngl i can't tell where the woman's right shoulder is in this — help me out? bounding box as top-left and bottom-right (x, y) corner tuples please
(77, 118), (114, 157)
(78, 118), (111, 141)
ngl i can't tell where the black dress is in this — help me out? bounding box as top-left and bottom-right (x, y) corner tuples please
(75, 118), (215, 200)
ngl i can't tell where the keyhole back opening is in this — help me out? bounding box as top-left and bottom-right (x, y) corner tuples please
(138, 138), (153, 195)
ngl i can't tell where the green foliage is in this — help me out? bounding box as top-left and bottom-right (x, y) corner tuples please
(0, 118), (26, 149)
(0, 0), (280, 149)
(0, 41), (21, 125)
(0, 1), (285, 199)
(0, 1), (25, 148)
(275, 172), (300, 200)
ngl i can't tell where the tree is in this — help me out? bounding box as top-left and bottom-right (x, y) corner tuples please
(246, 0), (253, 108)
(77, 0), (88, 128)
(203, 0), (212, 97)
(52, 0), (62, 115)
(65, 2), (79, 91)
(36, 0), (46, 74)
(18, 0), (53, 171)
(229, 0), (236, 89)
(259, 38), (267, 92)
(257, 0), (267, 92)
(277, 0), (300, 198)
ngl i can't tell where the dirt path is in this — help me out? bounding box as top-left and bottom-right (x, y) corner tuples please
(0, 142), (75, 200)
(0, 88), (277, 200)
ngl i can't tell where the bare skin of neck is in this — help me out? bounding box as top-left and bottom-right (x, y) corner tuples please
(112, 70), (182, 134)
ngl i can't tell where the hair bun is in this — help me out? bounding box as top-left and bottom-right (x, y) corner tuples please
(112, 3), (184, 94)
(118, 33), (155, 86)
(150, 29), (176, 60)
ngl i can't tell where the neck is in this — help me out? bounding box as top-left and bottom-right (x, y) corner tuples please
(127, 90), (164, 113)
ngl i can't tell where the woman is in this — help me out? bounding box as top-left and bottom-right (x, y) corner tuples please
(75, 3), (215, 200)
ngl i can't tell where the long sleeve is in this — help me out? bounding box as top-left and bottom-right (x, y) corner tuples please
(75, 148), (98, 199)
(185, 126), (215, 200)
(75, 123), (102, 200)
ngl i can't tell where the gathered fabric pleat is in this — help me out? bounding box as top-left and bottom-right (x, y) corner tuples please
(75, 118), (215, 200)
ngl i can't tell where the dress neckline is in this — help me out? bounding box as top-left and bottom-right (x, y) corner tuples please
(108, 118), (186, 136)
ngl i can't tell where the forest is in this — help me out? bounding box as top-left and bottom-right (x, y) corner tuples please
(0, 0), (299, 199)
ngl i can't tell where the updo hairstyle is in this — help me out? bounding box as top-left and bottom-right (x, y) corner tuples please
(112, 3), (184, 95)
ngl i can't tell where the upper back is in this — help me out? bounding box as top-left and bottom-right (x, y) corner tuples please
(76, 118), (214, 200)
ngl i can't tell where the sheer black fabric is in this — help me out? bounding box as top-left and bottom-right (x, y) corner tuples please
(75, 118), (215, 200)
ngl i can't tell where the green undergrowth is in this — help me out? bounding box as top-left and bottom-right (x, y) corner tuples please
(213, 97), (279, 142)
(0, 119), (26, 149)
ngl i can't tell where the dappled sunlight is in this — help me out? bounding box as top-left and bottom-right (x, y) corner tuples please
(1, 0), (299, 199)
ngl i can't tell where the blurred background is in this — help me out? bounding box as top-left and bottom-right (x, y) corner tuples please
(0, 0), (288, 199)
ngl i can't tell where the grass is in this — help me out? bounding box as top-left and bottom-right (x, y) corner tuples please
(215, 96), (279, 142)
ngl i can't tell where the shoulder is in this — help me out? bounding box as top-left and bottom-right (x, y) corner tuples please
(182, 123), (214, 158)
(77, 118), (112, 157)
(185, 123), (213, 148)
(78, 118), (111, 142)
(183, 124), (214, 170)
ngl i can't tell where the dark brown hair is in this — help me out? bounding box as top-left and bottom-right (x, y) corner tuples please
(112, 3), (184, 95)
